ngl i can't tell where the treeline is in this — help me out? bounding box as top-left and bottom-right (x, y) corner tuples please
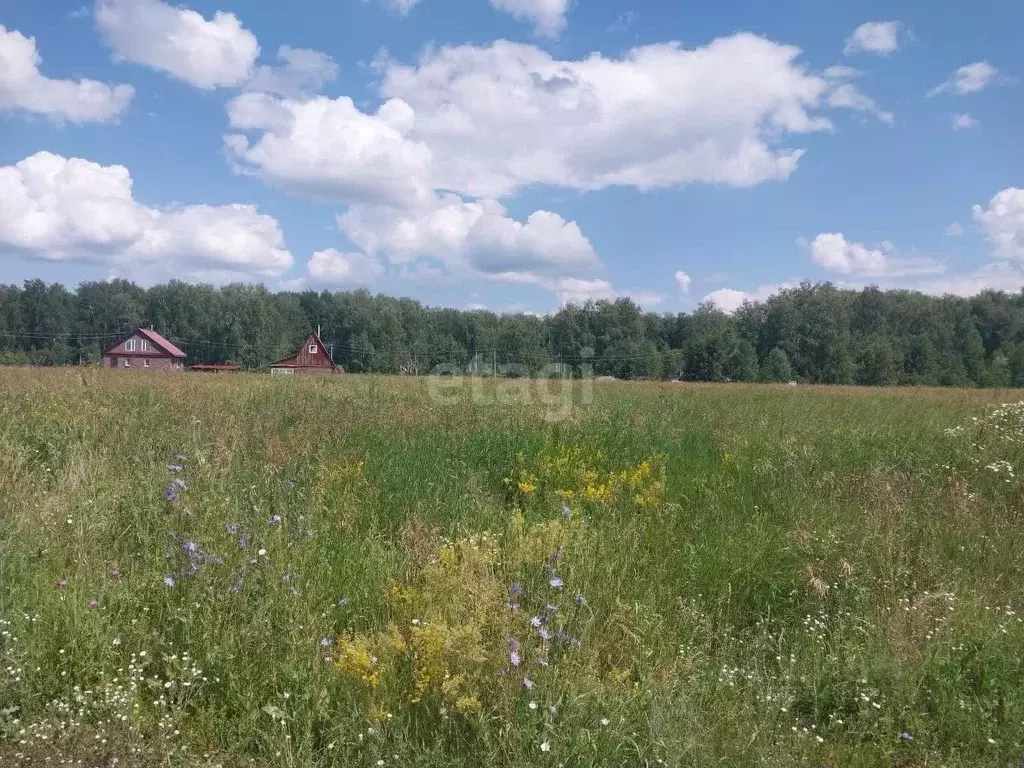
(2, 278), (1024, 387)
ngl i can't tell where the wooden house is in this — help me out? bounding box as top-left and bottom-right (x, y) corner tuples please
(268, 332), (341, 375)
(102, 328), (186, 370)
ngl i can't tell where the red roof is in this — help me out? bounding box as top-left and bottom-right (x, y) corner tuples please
(102, 328), (186, 358)
(138, 328), (186, 358)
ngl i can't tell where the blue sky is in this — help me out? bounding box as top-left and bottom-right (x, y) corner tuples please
(1, 0), (1021, 313)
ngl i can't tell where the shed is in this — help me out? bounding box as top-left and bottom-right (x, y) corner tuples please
(268, 332), (341, 375)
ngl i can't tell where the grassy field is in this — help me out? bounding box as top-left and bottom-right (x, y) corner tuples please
(1, 369), (1023, 767)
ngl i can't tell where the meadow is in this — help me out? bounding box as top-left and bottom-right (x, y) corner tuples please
(1, 369), (1022, 767)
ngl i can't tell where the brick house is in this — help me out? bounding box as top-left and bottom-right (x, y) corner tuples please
(269, 332), (341, 375)
(102, 328), (186, 371)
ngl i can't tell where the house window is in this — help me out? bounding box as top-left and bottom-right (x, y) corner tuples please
(124, 358), (130, 368)
(125, 338), (136, 352)
(144, 359), (150, 368)
(309, 344), (318, 354)
(141, 339), (150, 351)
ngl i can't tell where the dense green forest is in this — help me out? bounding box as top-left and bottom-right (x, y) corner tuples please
(2, 278), (1024, 386)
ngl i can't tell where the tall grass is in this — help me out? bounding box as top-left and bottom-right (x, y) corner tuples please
(1, 369), (1022, 767)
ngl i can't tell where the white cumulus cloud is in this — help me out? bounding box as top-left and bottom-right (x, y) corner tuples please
(244, 45), (337, 98)
(844, 21), (902, 56)
(0, 152), (292, 281)
(703, 283), (793, 313)
(675, 271), (691, 293)
(944, 221), (965, 237)
(928, 61), (999, 97)
(307, 249), (384, 285)
(0, 24), (133, 122)
(490, 0), (571, 38)
(225, 93), (434, 207)
(973, 187), (1024, 259)
(807, 233), (943, 277)
(338, 194), (600, 282)
(378, 35), (839, 199)
(95, 0), (260, 89)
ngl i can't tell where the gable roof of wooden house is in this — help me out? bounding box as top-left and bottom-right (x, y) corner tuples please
(103, 328), (187, 359)
(269, 332), (341, 373)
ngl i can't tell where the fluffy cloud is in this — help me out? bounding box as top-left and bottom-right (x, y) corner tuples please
(0, 24), (133, 122)
(973, 188), (1024, 259)
(844, 21), (902, 56)
(378, 35), (838, 199)
(307, 249), (384, 285)
(703, 283), (792, 313)
(951, 112), (978, 130)
(807, 233), (942, 277)
(95, 0), (259, 89)
(339, 195), (600, 281)
(675, 271), (691, 292)
(225, 93), (434, 207)
(0, 152), (292, 280)
(244, 46), (337, 97)
(230, 35), (884, 204)
(944, 222), (965, 237)
(490, 0), (570, 38)
(809, 233), (888, 275)
(928, 61), (999, 97)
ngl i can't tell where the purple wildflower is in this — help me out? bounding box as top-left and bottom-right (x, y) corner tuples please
(237, 533), (252, 550)
(110, 568), (121, 581)
(549, 576), (564, 589)
(163, 485), (178, 502)
(163, 575), (176, 588)
(56, 578), (68, 590)
(337, 595), (350, 607)
(900, 732), (914, 742)
(172, 478), (187, 491)
(319, 637), (333, 648)
(284, 479), (296, 490)
(509, 583), (524, 598)
(229, 578), (245, 594)
(522, 677), (534, 691)
(530, 615), (544, 628)
(510, 650), (522, 667)
(574, 593), (587, 607)
(562, 504), (573, 519)
(168, 464), (182, 472)
(268, 514), (282, 526)
(226, 523), (239, 535)
(538, 627), (551, 641)
(87, 600), (99, 609)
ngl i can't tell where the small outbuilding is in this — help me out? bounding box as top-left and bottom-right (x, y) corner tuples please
(191, 364), (240, 373)
(102, 328), (186, 370)
(269, 332), (341, 375)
